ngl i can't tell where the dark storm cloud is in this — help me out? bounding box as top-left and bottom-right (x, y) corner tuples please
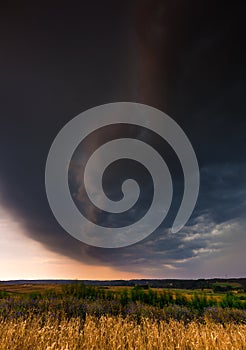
(0, 0), (245, 275)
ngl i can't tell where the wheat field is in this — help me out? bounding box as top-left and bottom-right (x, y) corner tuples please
(1, 315), (245, 350)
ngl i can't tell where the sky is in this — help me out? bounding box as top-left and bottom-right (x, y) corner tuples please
(0, 0), (245, 280)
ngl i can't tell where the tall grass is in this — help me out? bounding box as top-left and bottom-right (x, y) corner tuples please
(1, 284), (245, 349)
(0, 314), (245, 350)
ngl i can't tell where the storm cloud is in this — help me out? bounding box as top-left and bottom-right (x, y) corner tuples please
(0, 0), (245, 277)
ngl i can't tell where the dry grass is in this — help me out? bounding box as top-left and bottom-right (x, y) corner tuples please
(0, 315), (245, 350)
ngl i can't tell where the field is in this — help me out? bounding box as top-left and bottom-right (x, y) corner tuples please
(0, 282), (246, 349)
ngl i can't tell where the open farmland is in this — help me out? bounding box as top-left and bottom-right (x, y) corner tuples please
(0, 281), (246, 349)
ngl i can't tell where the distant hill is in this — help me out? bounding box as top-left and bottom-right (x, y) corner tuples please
(1, 278), (246, 291)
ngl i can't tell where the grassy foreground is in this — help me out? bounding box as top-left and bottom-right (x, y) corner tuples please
(1, 314), (246, 350)
(1, 283), (246, 349)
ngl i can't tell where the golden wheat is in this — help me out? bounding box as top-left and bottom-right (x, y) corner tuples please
(0, 315), (245, 350)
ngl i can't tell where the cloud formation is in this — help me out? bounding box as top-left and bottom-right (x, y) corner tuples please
(0, 0), (245, 277)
